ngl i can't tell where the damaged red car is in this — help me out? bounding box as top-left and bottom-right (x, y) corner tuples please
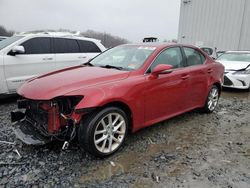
(11, 43), (224, 157)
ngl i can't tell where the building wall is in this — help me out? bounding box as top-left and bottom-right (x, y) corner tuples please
(178, 0), (250, 51)
(238, 0), (250, 50)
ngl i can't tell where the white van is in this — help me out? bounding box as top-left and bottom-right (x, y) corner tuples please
(0, 32), (106, 96)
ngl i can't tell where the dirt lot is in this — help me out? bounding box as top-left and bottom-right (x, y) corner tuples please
(0, 89), (250, 188)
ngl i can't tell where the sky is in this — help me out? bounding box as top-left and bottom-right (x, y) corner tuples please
(0, 0), (181, 42)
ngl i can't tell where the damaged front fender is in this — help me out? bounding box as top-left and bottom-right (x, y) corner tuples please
(65, 87), (105, 112)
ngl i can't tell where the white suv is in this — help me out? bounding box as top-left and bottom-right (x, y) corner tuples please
(0, 32), (106, 96)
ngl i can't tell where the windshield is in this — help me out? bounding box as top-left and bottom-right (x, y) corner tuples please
(90, 46), (156, 70)
(217, 53), (250, 62)
(0, 36), (24, 51)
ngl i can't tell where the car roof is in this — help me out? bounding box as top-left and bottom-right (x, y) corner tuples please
(14, 32), (101, 43)
(121, 43), (197, 49)
(226, 51), (250, 53)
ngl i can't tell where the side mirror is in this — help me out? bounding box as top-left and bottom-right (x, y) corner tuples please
(9, 45), (25, 56)
(151, 64), (173, 77)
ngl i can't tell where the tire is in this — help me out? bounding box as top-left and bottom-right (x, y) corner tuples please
(203, 85), (220, 113)
(78, 107), (128, 158)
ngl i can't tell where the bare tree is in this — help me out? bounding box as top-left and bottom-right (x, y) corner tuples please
(0, 25), (14, 36)
(81, 30), (129, 48)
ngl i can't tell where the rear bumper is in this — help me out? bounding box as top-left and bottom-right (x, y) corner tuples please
(12, 119), (51, 145)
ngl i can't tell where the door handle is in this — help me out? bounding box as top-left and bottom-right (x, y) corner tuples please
(181, 75), (190, 80)
(78, 56), (87, 59)
(207, 68), (213, 73)
(43, 57), (53, 60)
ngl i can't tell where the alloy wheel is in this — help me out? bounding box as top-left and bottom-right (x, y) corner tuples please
(207, 87), (219, 111)
(94, 113), (126, 154)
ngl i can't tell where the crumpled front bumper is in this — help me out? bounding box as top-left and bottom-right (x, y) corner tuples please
(12, 117), (51, 145)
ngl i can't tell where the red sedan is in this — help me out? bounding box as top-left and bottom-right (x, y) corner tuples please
(11, 43), (224, 157)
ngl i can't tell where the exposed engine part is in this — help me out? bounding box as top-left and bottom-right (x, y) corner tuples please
(60, 123), (77, 150)
(62, 141), (69, 150)
(11, 111), (25, 122)
(17, 99), (28, 109)
(44, 102), (62, 133)
(12, 96), (83, 145)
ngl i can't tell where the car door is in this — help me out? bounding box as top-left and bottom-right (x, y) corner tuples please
(3, 37), (55, 93)
(54, 38), (102, 70)
(144, 47), (190, 125)
(183, 47), (209, 107)
(54, 38), (91, 70)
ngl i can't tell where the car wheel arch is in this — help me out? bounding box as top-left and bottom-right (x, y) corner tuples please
(202, 82), (221, 107)
(213, 82), (222, 96)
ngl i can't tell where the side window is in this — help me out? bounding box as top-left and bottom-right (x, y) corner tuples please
(54, 38), (80, 53)
(151, 47), (184, 71)
(77, 40), (101, 53)
(201, 47), (213, 56)
(21, 37), (51, 54)
(184, 47), (206, 66)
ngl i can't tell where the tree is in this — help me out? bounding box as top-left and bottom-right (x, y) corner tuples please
(81, 30), (129, 48)
(0, 25), (14, 36)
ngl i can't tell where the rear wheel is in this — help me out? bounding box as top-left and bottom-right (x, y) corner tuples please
(203, 85), (219, 113)
(78, 107), (128, 157)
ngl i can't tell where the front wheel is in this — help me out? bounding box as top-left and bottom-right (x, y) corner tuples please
(78, 107), (128, 157)
(203, 85), (219, 113)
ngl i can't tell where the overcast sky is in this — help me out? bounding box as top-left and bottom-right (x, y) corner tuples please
(0, 0), (181, 42)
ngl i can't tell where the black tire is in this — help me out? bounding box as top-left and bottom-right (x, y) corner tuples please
(203, 85), (220, 113)
(78, 107), (128, 158)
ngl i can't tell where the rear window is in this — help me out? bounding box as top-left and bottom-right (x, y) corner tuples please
(184, 47), (206, 66)
(54, 38), (80, 53)
(77, 40), (101, 53)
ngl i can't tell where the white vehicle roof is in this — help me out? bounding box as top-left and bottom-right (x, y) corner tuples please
(226, 51), (250, 53)
(14, 31), (101, 43)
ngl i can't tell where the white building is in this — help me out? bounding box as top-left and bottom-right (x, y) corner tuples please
(178, 0), (250, 51)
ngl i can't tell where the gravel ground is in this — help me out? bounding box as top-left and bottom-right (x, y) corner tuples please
(0, 89), (250, 188)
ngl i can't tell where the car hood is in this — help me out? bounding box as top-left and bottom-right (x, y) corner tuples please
(17, 66), (130, 100)
(217, 60), (250, 71)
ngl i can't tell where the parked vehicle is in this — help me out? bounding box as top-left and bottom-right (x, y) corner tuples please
(0, 36), (8, 41)
(217, 51), (250, 90)
(0, 32), (106, 96)
(200, 47), (217, 59)
(11, 43), (224, 157)
(143, 37), (159, 43)
(217, 51), (226, 57)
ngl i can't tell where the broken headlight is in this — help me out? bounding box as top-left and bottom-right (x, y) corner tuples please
(54, 96), (83, 115)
